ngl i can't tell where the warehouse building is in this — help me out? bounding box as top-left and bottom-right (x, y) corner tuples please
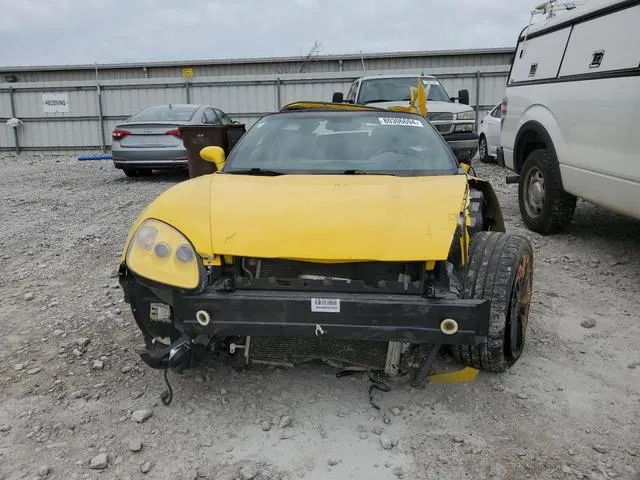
(0, 47), (514, 154)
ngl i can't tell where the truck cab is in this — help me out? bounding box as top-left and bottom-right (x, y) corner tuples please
(332, 74), (478, 162)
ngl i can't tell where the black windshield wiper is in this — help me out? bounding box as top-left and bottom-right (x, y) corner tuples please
(225, 168), (285, 176)
(342, 169), (396, 176)
(362, 99), (394, 104)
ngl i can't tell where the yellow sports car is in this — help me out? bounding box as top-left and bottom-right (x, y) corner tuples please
(118, 97), (533, 388)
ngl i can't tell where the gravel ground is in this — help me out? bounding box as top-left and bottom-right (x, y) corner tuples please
(0, 154), (639, 480)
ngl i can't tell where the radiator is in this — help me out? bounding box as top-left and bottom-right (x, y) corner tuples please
(247, 336), (403, 374)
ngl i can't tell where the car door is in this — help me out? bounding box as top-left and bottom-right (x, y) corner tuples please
(485, 104), (502, 156)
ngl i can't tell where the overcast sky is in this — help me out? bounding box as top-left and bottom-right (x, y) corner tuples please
(0, 0), (537, 67)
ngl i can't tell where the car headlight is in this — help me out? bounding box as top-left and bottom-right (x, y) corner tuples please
(454, 123), (475, 133)
(125, 219), (200, 289)
(456, 110), (476, 121)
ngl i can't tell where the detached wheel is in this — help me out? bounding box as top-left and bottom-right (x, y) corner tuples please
(478, 135), (489, 163)
(453, 232), (533, 372)
(518, 149), (576, 234)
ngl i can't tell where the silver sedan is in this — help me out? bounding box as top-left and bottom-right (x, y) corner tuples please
(111, 104), (236, 177)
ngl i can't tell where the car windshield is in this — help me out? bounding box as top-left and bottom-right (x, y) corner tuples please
(359, 78), (451, 104)
(223, 111), (457, 176)
(127, 105), (199, 122)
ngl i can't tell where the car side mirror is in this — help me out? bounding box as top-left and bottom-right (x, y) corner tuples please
(460, 159), (472, 171)
(199, 146), (226, 170)
(458, 89), (470, 105)
(332, 92), (344, 103)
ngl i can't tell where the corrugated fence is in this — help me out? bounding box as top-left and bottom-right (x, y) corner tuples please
(0, 66), (509, 155)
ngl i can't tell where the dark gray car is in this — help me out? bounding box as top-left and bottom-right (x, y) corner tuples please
(111, 104), (235, 177)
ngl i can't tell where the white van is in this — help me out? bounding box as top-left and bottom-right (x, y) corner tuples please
(498, 0), (640, 234)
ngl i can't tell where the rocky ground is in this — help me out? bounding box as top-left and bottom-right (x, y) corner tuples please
(0, 154), (638, 480)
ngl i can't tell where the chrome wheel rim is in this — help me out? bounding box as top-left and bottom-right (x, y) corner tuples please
(524, 167), (545, 218)
(506, 253), (532, 361)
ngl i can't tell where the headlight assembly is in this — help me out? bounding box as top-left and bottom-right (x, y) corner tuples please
(126, 219), (200, 289)
(454, 123), (475, 133)
(456, 110), (476, 121)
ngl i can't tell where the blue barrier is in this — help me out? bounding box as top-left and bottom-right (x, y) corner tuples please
(78, 154), (112, 161)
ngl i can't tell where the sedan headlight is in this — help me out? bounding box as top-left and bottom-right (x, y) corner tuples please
(455, 110), (476, 121)
(126, 219), (200, 289)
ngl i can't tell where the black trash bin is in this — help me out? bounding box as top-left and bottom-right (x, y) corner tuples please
(180, 124), (246, 178)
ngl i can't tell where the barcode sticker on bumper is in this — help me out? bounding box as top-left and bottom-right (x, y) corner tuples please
(311, 298), (340, 313)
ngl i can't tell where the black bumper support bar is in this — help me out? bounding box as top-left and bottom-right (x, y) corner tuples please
(172, 290), (490, 345)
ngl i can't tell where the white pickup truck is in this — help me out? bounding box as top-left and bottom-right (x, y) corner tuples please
(332, 74), (478, 163)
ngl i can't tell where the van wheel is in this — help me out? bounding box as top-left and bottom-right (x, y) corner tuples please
(478, 135), (489, 163)
(452, 232), (533, 372)
(518, 149), (576, 235)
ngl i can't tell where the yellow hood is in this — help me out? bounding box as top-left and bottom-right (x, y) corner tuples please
(209, 173), (468, 261)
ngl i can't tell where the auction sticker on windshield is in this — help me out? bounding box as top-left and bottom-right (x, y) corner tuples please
(379, 117), (424, 127)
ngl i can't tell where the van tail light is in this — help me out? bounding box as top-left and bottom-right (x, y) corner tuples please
(112, 128), (132, 141)
(165, 129), (182, 138)
(500, 99), (508, 129)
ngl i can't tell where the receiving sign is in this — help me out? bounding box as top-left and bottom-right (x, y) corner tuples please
(42, 93), (70, 113)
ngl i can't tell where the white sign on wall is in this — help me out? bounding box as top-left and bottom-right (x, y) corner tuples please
(42, 92), (70, 113)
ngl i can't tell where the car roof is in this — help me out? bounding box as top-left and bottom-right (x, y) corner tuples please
(523, 0), (623, 38)
(279, 101), (389, 112)
(140, 103), (206, 110)
(276, 102), (427, 121)
(357, 74), (438, 81)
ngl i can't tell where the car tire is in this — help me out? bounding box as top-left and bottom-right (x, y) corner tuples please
(123, 168), (153, 177)
(478, 135), (489, 163)
(453, 231), (533, 373)
(518, 148), (576, 235)
(123, 168), (142, 177)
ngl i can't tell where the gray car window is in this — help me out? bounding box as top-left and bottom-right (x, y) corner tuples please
(215, 109), (233, 125)
(128, 105), (199, 122)
(204, 108), (220, 124)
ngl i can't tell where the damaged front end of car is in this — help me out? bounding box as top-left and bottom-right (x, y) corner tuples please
(118, 177), (504, 389)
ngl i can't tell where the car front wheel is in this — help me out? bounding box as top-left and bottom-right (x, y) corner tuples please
(453, 232), (533, 372)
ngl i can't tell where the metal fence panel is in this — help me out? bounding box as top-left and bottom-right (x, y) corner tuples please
(189, 83), (277, 114)
(18, 119), (99, 149)
(0, 66), (509, 153)
(102, 85), (186, 117)
(12, 88), (97, 118)
(281, 80), (353, 106)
